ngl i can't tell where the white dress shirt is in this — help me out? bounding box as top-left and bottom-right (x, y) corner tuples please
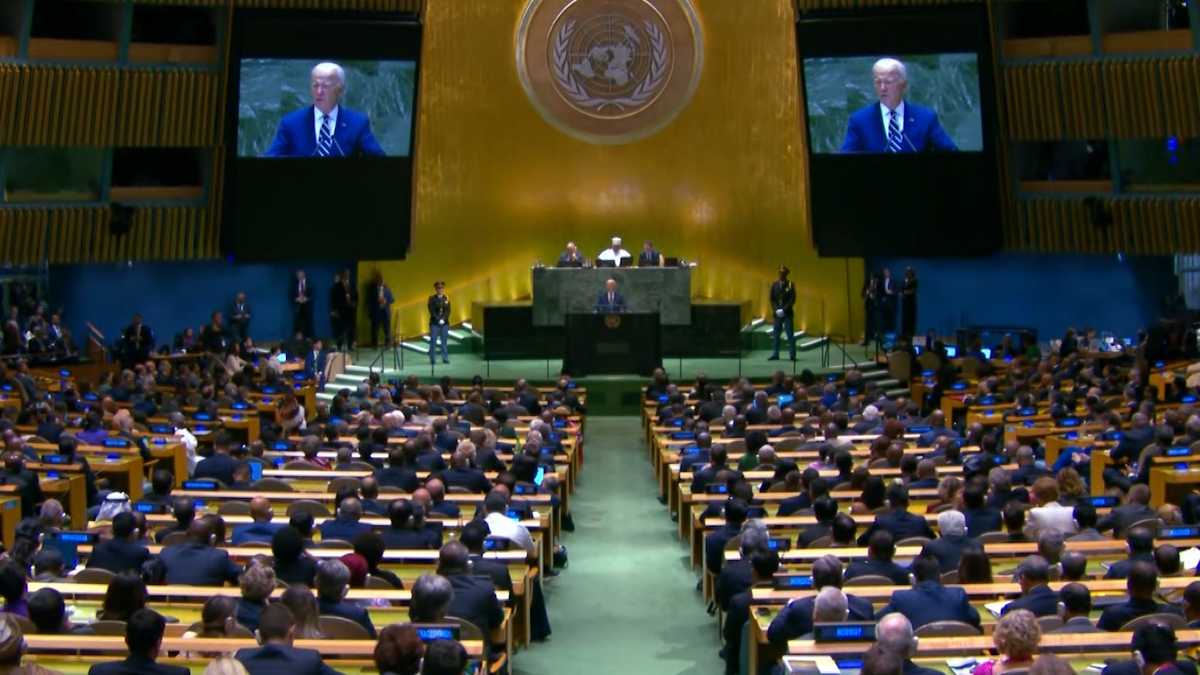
(880, 101), (906, 135)
(313, 106), (339, 146)
(484, 512), (536, 555)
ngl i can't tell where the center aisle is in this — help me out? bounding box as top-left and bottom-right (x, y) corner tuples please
(514, 416), (724, 675)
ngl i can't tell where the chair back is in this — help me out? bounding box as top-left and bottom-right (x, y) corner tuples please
(313, 538), (352, 549)
(217, 501), (251, 516)
(287, 500), (331, 518)
(72, 567), (116, 585)
(844, 574), (894, 587)
(326, 477), (362, 495)
(160, 531), (189, 546)
(1036, 615), (1064, 632)
(1127, 518), (1163, 534)
(895, 536), (931, 548)
(773, 437), (806, 451)
(977, 531), (1009, 543)
(365, 575), (395, 589)
(283, 460), (325, 471)
(90, 620), (128, 636)
(252, 478), (296, 492)
(1121, 613), (1186, 631)
(445, 615), (484, 640)
(342, 461), (377, 472)
(318, 615), (372, 639)
(185, 621), (254, 639)
(806, 535), (832, 548)
(766, 481), (792, 493)
(447, 486), (472, 494)
(914, 621), (981, 637)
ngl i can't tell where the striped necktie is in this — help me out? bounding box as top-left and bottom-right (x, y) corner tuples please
(317, 114), (333, 157)
(887, 109), (902, 153)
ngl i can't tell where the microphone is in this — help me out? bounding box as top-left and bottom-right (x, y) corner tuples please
(902, 128), (918, 153)
(333, 136), (348, 158)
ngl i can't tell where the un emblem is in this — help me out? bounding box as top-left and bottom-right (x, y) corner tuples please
(517, 0), (704, 144)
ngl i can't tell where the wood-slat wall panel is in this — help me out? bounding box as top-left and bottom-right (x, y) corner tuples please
(1160, 57), (1200, 139)
(795, 0), (975, 10)
(1103, 60), (1166, 139)
(1010, 198), (1200, 254)
(4, 206), (216, 264)
(1060, 62), (1106, 139)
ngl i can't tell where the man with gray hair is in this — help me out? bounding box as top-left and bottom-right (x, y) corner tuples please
(813, 586), (849, 626)
(315, 558), (376, 637)
(922, 510), (973, 573)
(264, 61), (385, 157)
(876, 613), (942, 675)
(1002, 555), (1059, 617)
(410, 573), (455, 622)
(716, 520), (770, 611)
(840, 57), (957, 153)
(317, 496), (371, 543)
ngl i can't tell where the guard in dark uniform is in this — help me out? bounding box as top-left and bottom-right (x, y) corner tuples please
(769, 266), (796, 361)
(428, 281), (451, 365)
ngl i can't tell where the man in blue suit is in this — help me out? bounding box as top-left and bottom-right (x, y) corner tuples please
(877, 554), (981, 630)
(235, 603), (342, 675)
(303, 338), (327, 384)
(840, 58), (958, 154)
(264, 62), (385, 158)
(595, 278), (627, 313)
(159, 519), (242, 586)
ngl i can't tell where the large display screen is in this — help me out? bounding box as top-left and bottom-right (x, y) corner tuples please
(222, 11), (420, 261)
(797, 6), (1000, 257)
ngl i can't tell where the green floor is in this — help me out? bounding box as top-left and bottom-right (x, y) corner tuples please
(348, 346), (877, 383)
(512, 417), (724, 675)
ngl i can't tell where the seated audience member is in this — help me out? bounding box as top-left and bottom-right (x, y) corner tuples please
(850, 475), (886, 515)
(28, 587), (91, 634)
(193, 431), (238, 486)
(374, 623), (425, 675)
(962, 483), (1001, 537)
(183, 596), (239, 644)
(238, 561), (276, 633)
(375, 447), (419, 492)
(231, 497), (283, 545)
(876, 553), (981, 630)
(420, 639), (469, 675)
(87, 512), (151, 574)
(811, 586), (849, 629)
(440, 445), (491, 493)
(436, 542), (503, 642)
(830, 513), (857, 547)
(273, 526), (318, 587)
(456, 520), (511, 592)
(797, 496), (837, 548)
(846, 530), (911, 585)
(31, 549), (66, 582)
(279, 585), (323, 639)
(717, 521), (769, 611)
(315, 559), (376, 638)
(1097, 484), (1155, 536)
(97, 572), (146, 622)
(410, 574), (454, 623)
(1002, 556), (1058, 617)
(0, 609), (66, 673)
(1010, 446), (1048, 487)
(160, 519), (241, 586)
(861, 644), (905, 675)
(1060, 550), (1089, 582)
(1155, 544), (1183, 578)
(288, 512), (316, 546)
(1036, 530), (1065, 574)
(722, 550), (779, 675)
(1068, 501), (1107, 541)
(1184, 581), (1200, 628)
(876, 613), (942, 675)
(1050, 582), (1099, 633)
(1002, 502), (1028, 543)
(379, 500), (439, 549)
(235, 603), (341, 675)
(0, 564), (27, 618)
(1101, 623), (1194, 675)
(856, 484), (934, 545)
(957, 541), (993, 584)
(1097, 561), (1184, 630)
(971, 609), (1040, 675)
(1025, 476), (1076, 537)
(767, 555), (874, 643)
(922, 510), (973, 573)
(354, 531), (404, 589)
(155, 497), (196, 544)
(424, 478), (460, 518)
(318, 497), (372, 544)
(141, 470), (174, 506)
(482, 489), (536, 555)
(86, 609), (189, 675)
(1105, 527), (1156, 580)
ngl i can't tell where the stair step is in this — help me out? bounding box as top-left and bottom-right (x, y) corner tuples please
(797, 336), (827, 351)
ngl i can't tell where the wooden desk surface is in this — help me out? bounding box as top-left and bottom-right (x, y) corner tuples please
(23, 634), (485, 657)
(785, 629), (1200, 656)
(726, 537), (1200, 563)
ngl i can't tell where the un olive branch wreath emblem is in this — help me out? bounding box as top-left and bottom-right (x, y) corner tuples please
(552, 18), (668, 113)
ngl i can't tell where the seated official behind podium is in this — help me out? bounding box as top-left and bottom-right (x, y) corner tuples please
(596, 236), (631, 267)
(595, 278), (627, 313)
(557, 241), (585, 268)
(638, 240), (664, 267)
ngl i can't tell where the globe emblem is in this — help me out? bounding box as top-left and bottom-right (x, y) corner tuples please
(551, 10), (671, 117)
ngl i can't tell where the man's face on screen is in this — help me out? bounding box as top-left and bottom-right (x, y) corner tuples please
(311, 73), (343, 113)
(873, 67), (906, 110)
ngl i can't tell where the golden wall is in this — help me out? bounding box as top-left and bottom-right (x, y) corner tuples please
(360, 0), (864, 341)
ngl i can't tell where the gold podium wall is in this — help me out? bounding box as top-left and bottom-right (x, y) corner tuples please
(360, 0), (864, 342)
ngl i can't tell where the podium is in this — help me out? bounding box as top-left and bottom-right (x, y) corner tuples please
(564, 312), (661, 376)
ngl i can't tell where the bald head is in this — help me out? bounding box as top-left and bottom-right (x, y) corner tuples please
(249, 497), (272, 523)
(876, 613), (917, 658)
(425, 478), (445, 502)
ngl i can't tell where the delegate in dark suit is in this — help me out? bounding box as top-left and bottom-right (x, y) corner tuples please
(857, 509), (935, 546)
(235, 644), (344, 675)
(1001, 584), (1060, 617)
(845, 558), (911, 585)
(1097, 597), (1183, 631)
(86, 538), (151, 575)
(766, 593), (875, 643)
(317, 597), (376, 638)
(1104, 661), (1197, 675)
(595, 288), (627, 312)
(922, 534), (974, 573)
(877, 581), (981, 630)
(160, 542), (241, 585)
(88, 654), (190, 675)
(446, 573), (504, 636)
(840, 101), (958, 153)
(264, 106), (384, 158)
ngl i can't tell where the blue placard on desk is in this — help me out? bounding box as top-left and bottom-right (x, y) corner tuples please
(1023, 421), (1035, 428)
(951, 382), (967, 391)
(194, 412), (212, 421)
(1059, 418), (1080, 427)
(414, 625), (460, 643)
(46, 471), (59, 479)
(183, 480), (218, 490)
(773, 575), (812, 589)
(272, 441), (290, 451)
(250, 462), (263, 481)
(194, 425), (208, 432)
(149, 424), (173, 434)
(657, 394), (669, 404)
(1155, 360), (1166, 369)
(1102, 431), (1123, 441)
(1063, 431), (1079, 440)
(777, 394), (794, 407)
(42, 454), (67, 465)
(908, 425), (930, 433)
(152, 438), (166, 445)
(504, 509), (522, 521)
(134, 502), (167, 514)
(484, 537), (510, 551)
(680, 445), (700, 456)
(705, 484), (728, 495)
(513, 483), (536, 495)
(1185, 395), (1198, 404)
(1090, 495), (1118, 507)
(669, 418), (684, 427)
(261, 386), (278, 394)
(1017, 407), (1036, 416)
(552, 418), (567, 429)
(82, 391), (98, 401)
(1160, 526), (1200, 539)
(103, 438), (130, 448)
(767, 537), (791, 551)
(232, 401), (249, 410)
(814, 622), (876, 642)
(979, 396), (996, 405)
(1167, 446), (1192, 457)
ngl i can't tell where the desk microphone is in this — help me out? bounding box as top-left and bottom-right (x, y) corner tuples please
(332, 136), (348, 157)
(902, 129), (918, 153)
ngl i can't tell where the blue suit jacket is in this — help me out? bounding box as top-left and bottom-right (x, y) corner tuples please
(840, 101), (958, 153)
(1002, 584), (1060, 617)
(264, 106), (384, 158)
(877, 581), (981, 629)
(303, 349), (328, 380)
(160, 542), (241, 586)
(235, 644), (343, 675)
(595, 291), (627, 312)
(767, 592), (875, 644)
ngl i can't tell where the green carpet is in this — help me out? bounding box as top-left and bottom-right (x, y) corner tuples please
(513, 417), (724, 675)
